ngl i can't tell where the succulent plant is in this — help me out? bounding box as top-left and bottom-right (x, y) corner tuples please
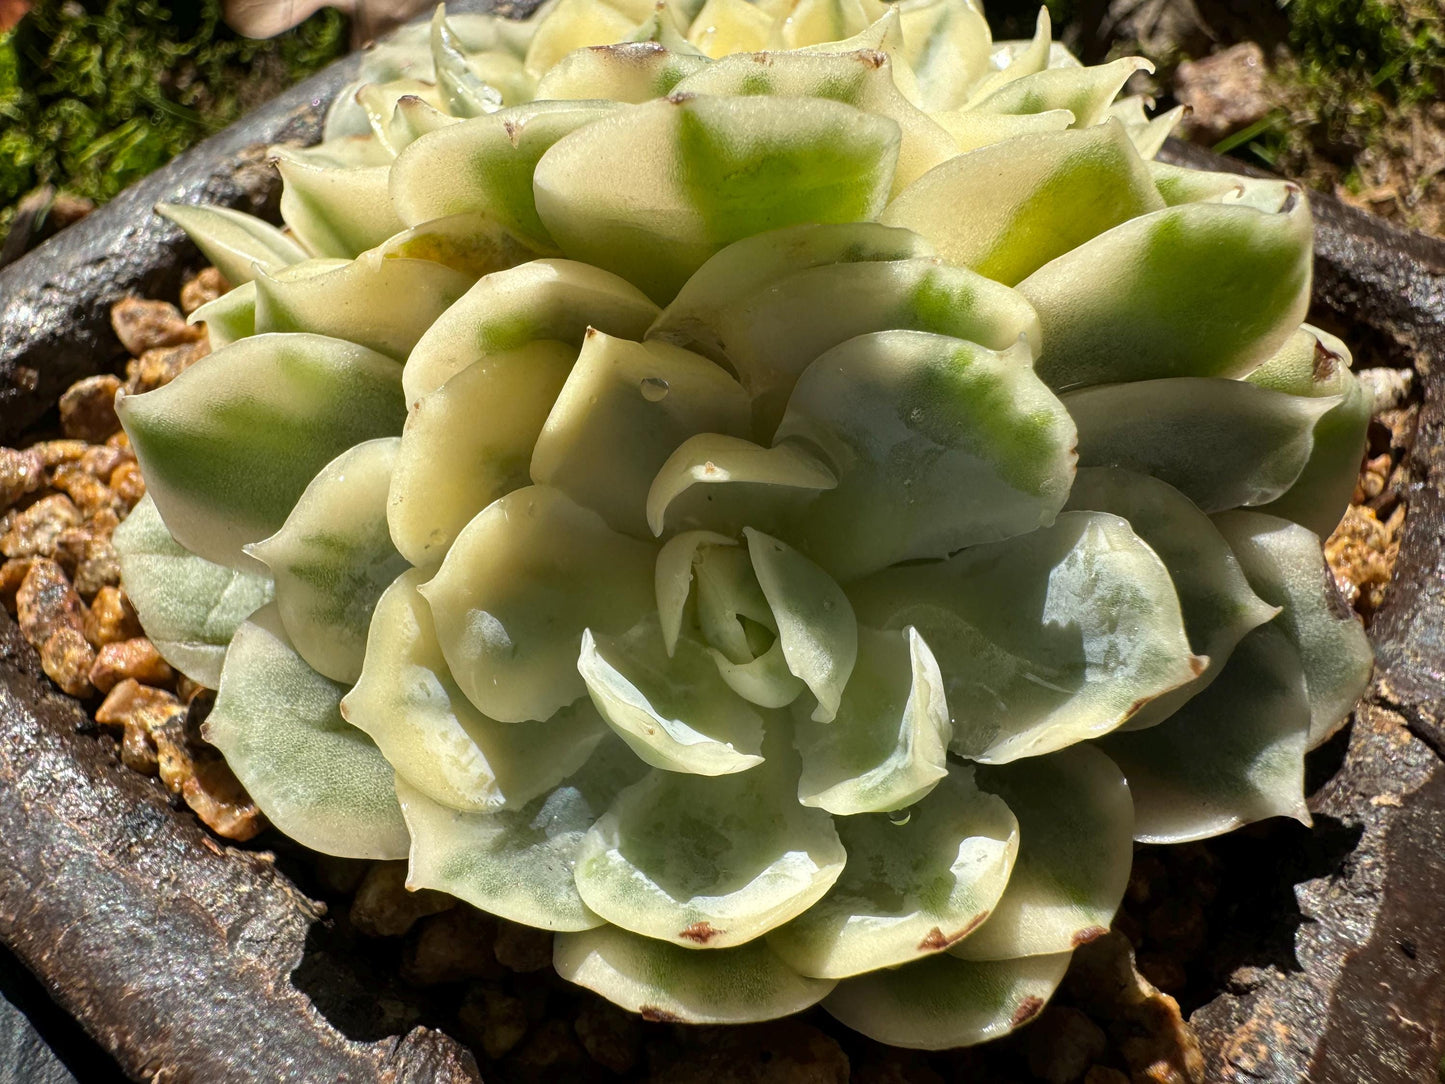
(111, 0), (1375, 1049)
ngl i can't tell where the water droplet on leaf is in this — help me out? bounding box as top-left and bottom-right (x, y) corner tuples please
(887, 809), (911, 826)
(641, 377), (670, 402)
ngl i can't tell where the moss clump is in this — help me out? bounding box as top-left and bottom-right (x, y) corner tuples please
(0, 0), (348, 242)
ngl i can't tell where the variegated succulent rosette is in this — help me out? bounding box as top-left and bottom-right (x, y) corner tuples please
(111, 0), (1374, 1049)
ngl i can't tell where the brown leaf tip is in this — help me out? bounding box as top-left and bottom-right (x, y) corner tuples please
(1010, 996), (1046, 1028)
(917, 910), (991, 952)
(640, 1005), (685, 1023)
(678, 921), (723, 944)
(1313, 339), (1343, 381)
(1071, 925), (1109, 948)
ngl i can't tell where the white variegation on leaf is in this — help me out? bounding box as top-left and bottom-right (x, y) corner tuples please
(533, 93), (903, 303)
(127, 0), (1377, 1049)
(555, 923), (835, 1023)
(1098, 624), (1313, 843)
(646, 434), (837, 539)
(205, 606), (409, 859)
(952, 745), (1133, 960)
(274, 149), (403, 259)
(247, 438), (410, 684)
(156, 202), (306, 285)
(578, 618), (766, 775)
(399, 738), (646, 929)
(1065, 378), (1339, 513)
(774, 331), (1077, 580)
(112, 494), (274, 689)
(824, 949), (1072, 1049)
(1065, 468), (1279, 729)
(402, 257), (658, 406)
(1213, 511), (1373, 747)
(794, 626), (951, 814)
(531, 331), (751, 536)
(422, 485), (656, 723)
(770, 765), (1016, 978)
(389, 339), (575, 568)
(118, 333), (405, 572)
(344, 569), (608, 812)
(850, 511), (1199, 761)
(573, 745), (846, 949)
(1021, 196), (1313, 389)
(882, 121), (1164, 286)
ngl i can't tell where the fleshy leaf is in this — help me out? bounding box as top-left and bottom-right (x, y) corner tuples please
(769, 766), (1015, 978)
(355, 78), (449, 156)
(746, 528), (858, 722)
(578, 618), (766, 775)
(685, 0), (772, 56)
(573, 747), (846, 949)
(524, 0), (648, 76)
(1213, 510), (1373, 747)
(1065, 377), (1339, 513)
(253, 249), (473, 363)
(398, 738), (646, 929)
(372, 211), (549, 278)
(533, 93), (902, 303)
(963, 6), (1048, 103)
(555, 923), (834, 1023)
(535, 41), (707, 101)
(422, 486), (656, 723)
(894, 0), (992, 111)
(530, 331), (750, 537)
(659, 252), (1042, 437)
(156, 203), (307, 285)
(881, 121), (1164, 286)
(1065, 467), (1279, 730)
(766, 0), (884, 49)
(1020, 196), (1313, 389)
(245, 439), (408, 684)
(1098, 624), (1312, 842)
(390, 101), (616, 246)
(647, 435), (837, 541)
(773, 331), (1077, 581)
(823, 950), (1072, 1050)
(204, 606), (408, 859)
(343, 569), (607, 812)
(274, 149), (403, 259)
(654, 530), (737, 657)
(971, 56), (1151, 127)
(402, 258), (658, 406)
(694, 542), (776, 662)
(849, 511), (1199, 762)
(117, 333), (405, 571)
(649, 221), (933, 362)
(794, 626), (950, 813)
(933, 108), (1074, 154)
(1248, 325), (1372, 538)
(111, 494), (274, 688)
(671, 49), (956, 194)
(430, 6), (506, 116)
(712, 639), (808, 708)
(389, 339), (575, 568)
(187, 281), (255, 349)
(952, 745), (1132, 959)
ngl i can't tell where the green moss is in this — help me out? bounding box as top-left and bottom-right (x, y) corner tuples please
(1, 0), (347, 242)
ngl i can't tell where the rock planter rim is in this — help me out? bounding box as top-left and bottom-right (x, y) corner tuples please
(0, 26), (1443, 1084)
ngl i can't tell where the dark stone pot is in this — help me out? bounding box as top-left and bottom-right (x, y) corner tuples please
(0, 33), (1442, 1084)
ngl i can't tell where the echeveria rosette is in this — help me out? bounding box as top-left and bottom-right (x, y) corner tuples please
(111, 0), (1374, 1051)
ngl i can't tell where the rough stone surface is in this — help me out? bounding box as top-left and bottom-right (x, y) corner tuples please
(1173, 42), (1271, 142)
